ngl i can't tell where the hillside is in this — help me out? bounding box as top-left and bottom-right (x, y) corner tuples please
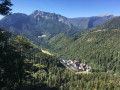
(1, 29), (120, 90)
(0, 10), (78, 45)
(0, 27), (13, 37)
(45, 33), (74, 53)
(1, 0), (120, 89)
(75, 16), (120, 38)
(87, 16), (120, 32)
(47, 30), (120, 75)
(68, 15), (117, 30)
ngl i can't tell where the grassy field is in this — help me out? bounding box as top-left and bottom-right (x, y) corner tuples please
(75, 71), (91, 74)
(41, 49), (53, 56)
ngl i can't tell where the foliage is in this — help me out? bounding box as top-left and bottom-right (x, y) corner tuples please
(0, 31), (34, 89)
(45, 33), (74, 54)
(0, 28), (120, 90)
(46, 30), (120, 75)
(45, 17), (120, 76)
(25, 43), (120, 90)
(0, 0), (13, 15)
(1, 15), (120, 90)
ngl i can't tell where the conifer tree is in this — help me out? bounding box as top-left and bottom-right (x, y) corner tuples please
(0, 0), (13, 15)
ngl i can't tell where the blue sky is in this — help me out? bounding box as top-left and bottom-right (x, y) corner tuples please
(0, 0), (120, 19)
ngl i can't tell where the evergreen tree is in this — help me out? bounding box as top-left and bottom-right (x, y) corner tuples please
(0, 0), (13, 15)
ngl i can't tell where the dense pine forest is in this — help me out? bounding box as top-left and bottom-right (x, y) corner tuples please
(1, 0), (120, 90)
(46, 30), (120, 75)
(45, 17), (120, 76)
(1, 27), (120, 90)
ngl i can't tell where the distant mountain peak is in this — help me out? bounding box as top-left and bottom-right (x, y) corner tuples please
(97, 14), (117, 17)
(30, 10), (60, 17)
(31, 10), (45, 15)
(30, 10), (66, 18)
(30, 10), (70, 25)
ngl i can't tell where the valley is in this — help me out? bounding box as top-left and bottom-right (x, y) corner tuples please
(0, 0), (120, 89)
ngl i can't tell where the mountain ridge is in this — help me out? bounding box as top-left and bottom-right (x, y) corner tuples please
(0, 10), (78, 45)
(0, 10), (119, 46)
(30, 10), (70, 25)
(68, 15), (117, 30)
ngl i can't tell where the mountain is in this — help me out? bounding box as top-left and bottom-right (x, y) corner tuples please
(0, 32), (120, 90)
(45, 17), (120, 75)
(0, 10), (78, 45)
(68, 15), (117, 30)
(86, 16), (120, 32)
(1, 28), (120, 90)
(1, 15), (120, 90)
(46, 30), (120, 75)
(0, 11), (117, 45)
(74, 16), (120, 38)
(30, 10), (70, 25)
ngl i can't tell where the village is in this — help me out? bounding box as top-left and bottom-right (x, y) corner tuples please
(60, 59), (91, 72)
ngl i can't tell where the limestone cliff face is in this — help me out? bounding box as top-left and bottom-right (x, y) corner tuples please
(30, 10), (70, 25)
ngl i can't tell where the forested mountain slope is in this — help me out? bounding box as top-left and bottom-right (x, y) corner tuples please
(47, 30), (120, 75)
(0, 10), (78, 45)
(46, 17), (120, 75)
(75, 16), (120, 38)
(0, 29), (64, 89)
(84, 16), (120, 33)
(45, 33), (75, 53)
(1, 29), (120, 90)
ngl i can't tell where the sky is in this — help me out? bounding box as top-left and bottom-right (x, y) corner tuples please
(0, 0), (120, 19)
